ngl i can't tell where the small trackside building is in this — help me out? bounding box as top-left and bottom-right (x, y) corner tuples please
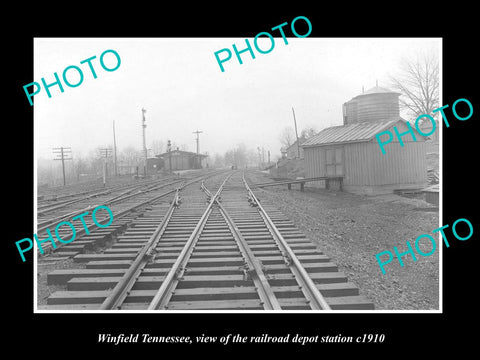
(285, 136), (307, 159)
(302, 119), (427, 195)
(157, 149), (208, 171)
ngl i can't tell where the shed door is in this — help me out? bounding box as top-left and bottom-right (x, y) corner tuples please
(326, 147), (343, 176)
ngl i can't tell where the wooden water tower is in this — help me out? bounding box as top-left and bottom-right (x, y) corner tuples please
(343, 85), (401, 125)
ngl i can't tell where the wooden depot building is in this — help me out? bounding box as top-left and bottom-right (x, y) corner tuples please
(301, 86), (427, 195)
(156, 149), (208, 171)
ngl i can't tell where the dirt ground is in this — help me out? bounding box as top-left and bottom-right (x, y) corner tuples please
(248, 172), (439, 311)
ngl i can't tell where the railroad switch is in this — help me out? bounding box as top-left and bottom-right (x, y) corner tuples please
(282, 252), (293, 266)
(145, 249), (157, 263)
(247, 194), (258, 207)
(240, 264), (254, 281)
(175, 267), (185, 280)
(254, 259), (270, 279)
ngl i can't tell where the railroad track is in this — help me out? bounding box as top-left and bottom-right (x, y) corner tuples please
(37, 175), (183, 223)
(36, 170), (224, 260)
(37, 176), (169, 203)
(40, 170), (374, 311)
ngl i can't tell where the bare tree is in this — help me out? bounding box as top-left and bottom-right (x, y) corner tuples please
(212, 153), (224, 168)
(74, 156), (89, 180)
(118, 146), (142, 166)
(278, 126), (296, 148)
(300, 126), (318, 139)
(389, 52), (440, 121)
(150, 140), (165, 155)
(224, 143), (251, 168)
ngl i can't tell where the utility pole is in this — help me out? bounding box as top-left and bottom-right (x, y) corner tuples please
(142, 108), (147, 177)
(53, 147), (72, 186)
(113, 120), (118, 176)
(233, 148), (236, 169)
(292, 107), (300, 158)
(167, 140), (172, 173)
(193, 130), (203, 169)
(113, 120), (118, 177)
(257, 147), (262, 169)
(99, 147), (112, 187)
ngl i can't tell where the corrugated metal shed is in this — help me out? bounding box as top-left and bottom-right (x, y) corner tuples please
(302, 119), (419, 147)
(302, 119), (427, 194)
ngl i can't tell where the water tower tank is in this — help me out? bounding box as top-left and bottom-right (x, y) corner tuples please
(356, 86), (400, 122)
(343, 86), (400, 125)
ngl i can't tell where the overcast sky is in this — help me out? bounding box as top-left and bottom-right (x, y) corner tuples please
(34, 37), (441, 161)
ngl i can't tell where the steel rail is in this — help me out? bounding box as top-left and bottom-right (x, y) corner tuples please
(37, 179), (184, 229)
(37, 188), (120, 214)
(242, 172), (332, 310)
(147, 173), (234, 310)
(201, 182), (282, 310)
(38, 176), (167, 203)
(37, 206), (97, 234)
(99, 190), (180, 310)
(103, 179), (184, 207)
(37, 171), (228, 256)
(38, 197), (90, 213)
(100, 172), (231, 308)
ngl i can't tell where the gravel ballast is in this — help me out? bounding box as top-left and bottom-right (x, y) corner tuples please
(247, 172), (439, 310)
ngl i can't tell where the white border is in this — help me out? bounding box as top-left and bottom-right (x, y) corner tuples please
(33, 37), (443, 314)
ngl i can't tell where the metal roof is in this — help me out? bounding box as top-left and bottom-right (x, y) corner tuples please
(302, 119), (403, 147)
(156, 150), (208, 158)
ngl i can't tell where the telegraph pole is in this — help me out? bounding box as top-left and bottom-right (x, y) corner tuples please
(292, 107), (300, 158)
(167, 139), (172, 173)
(257, 147), (262, 168)
(113, 120), (118, 177)
(193, 130), (203, 168)
(142, 108), (147, 176)
(99, 147), (112, 187)
(53, 147), (72, 186)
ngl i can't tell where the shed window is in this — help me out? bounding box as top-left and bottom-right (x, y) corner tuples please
(325, 147), (343, 176)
